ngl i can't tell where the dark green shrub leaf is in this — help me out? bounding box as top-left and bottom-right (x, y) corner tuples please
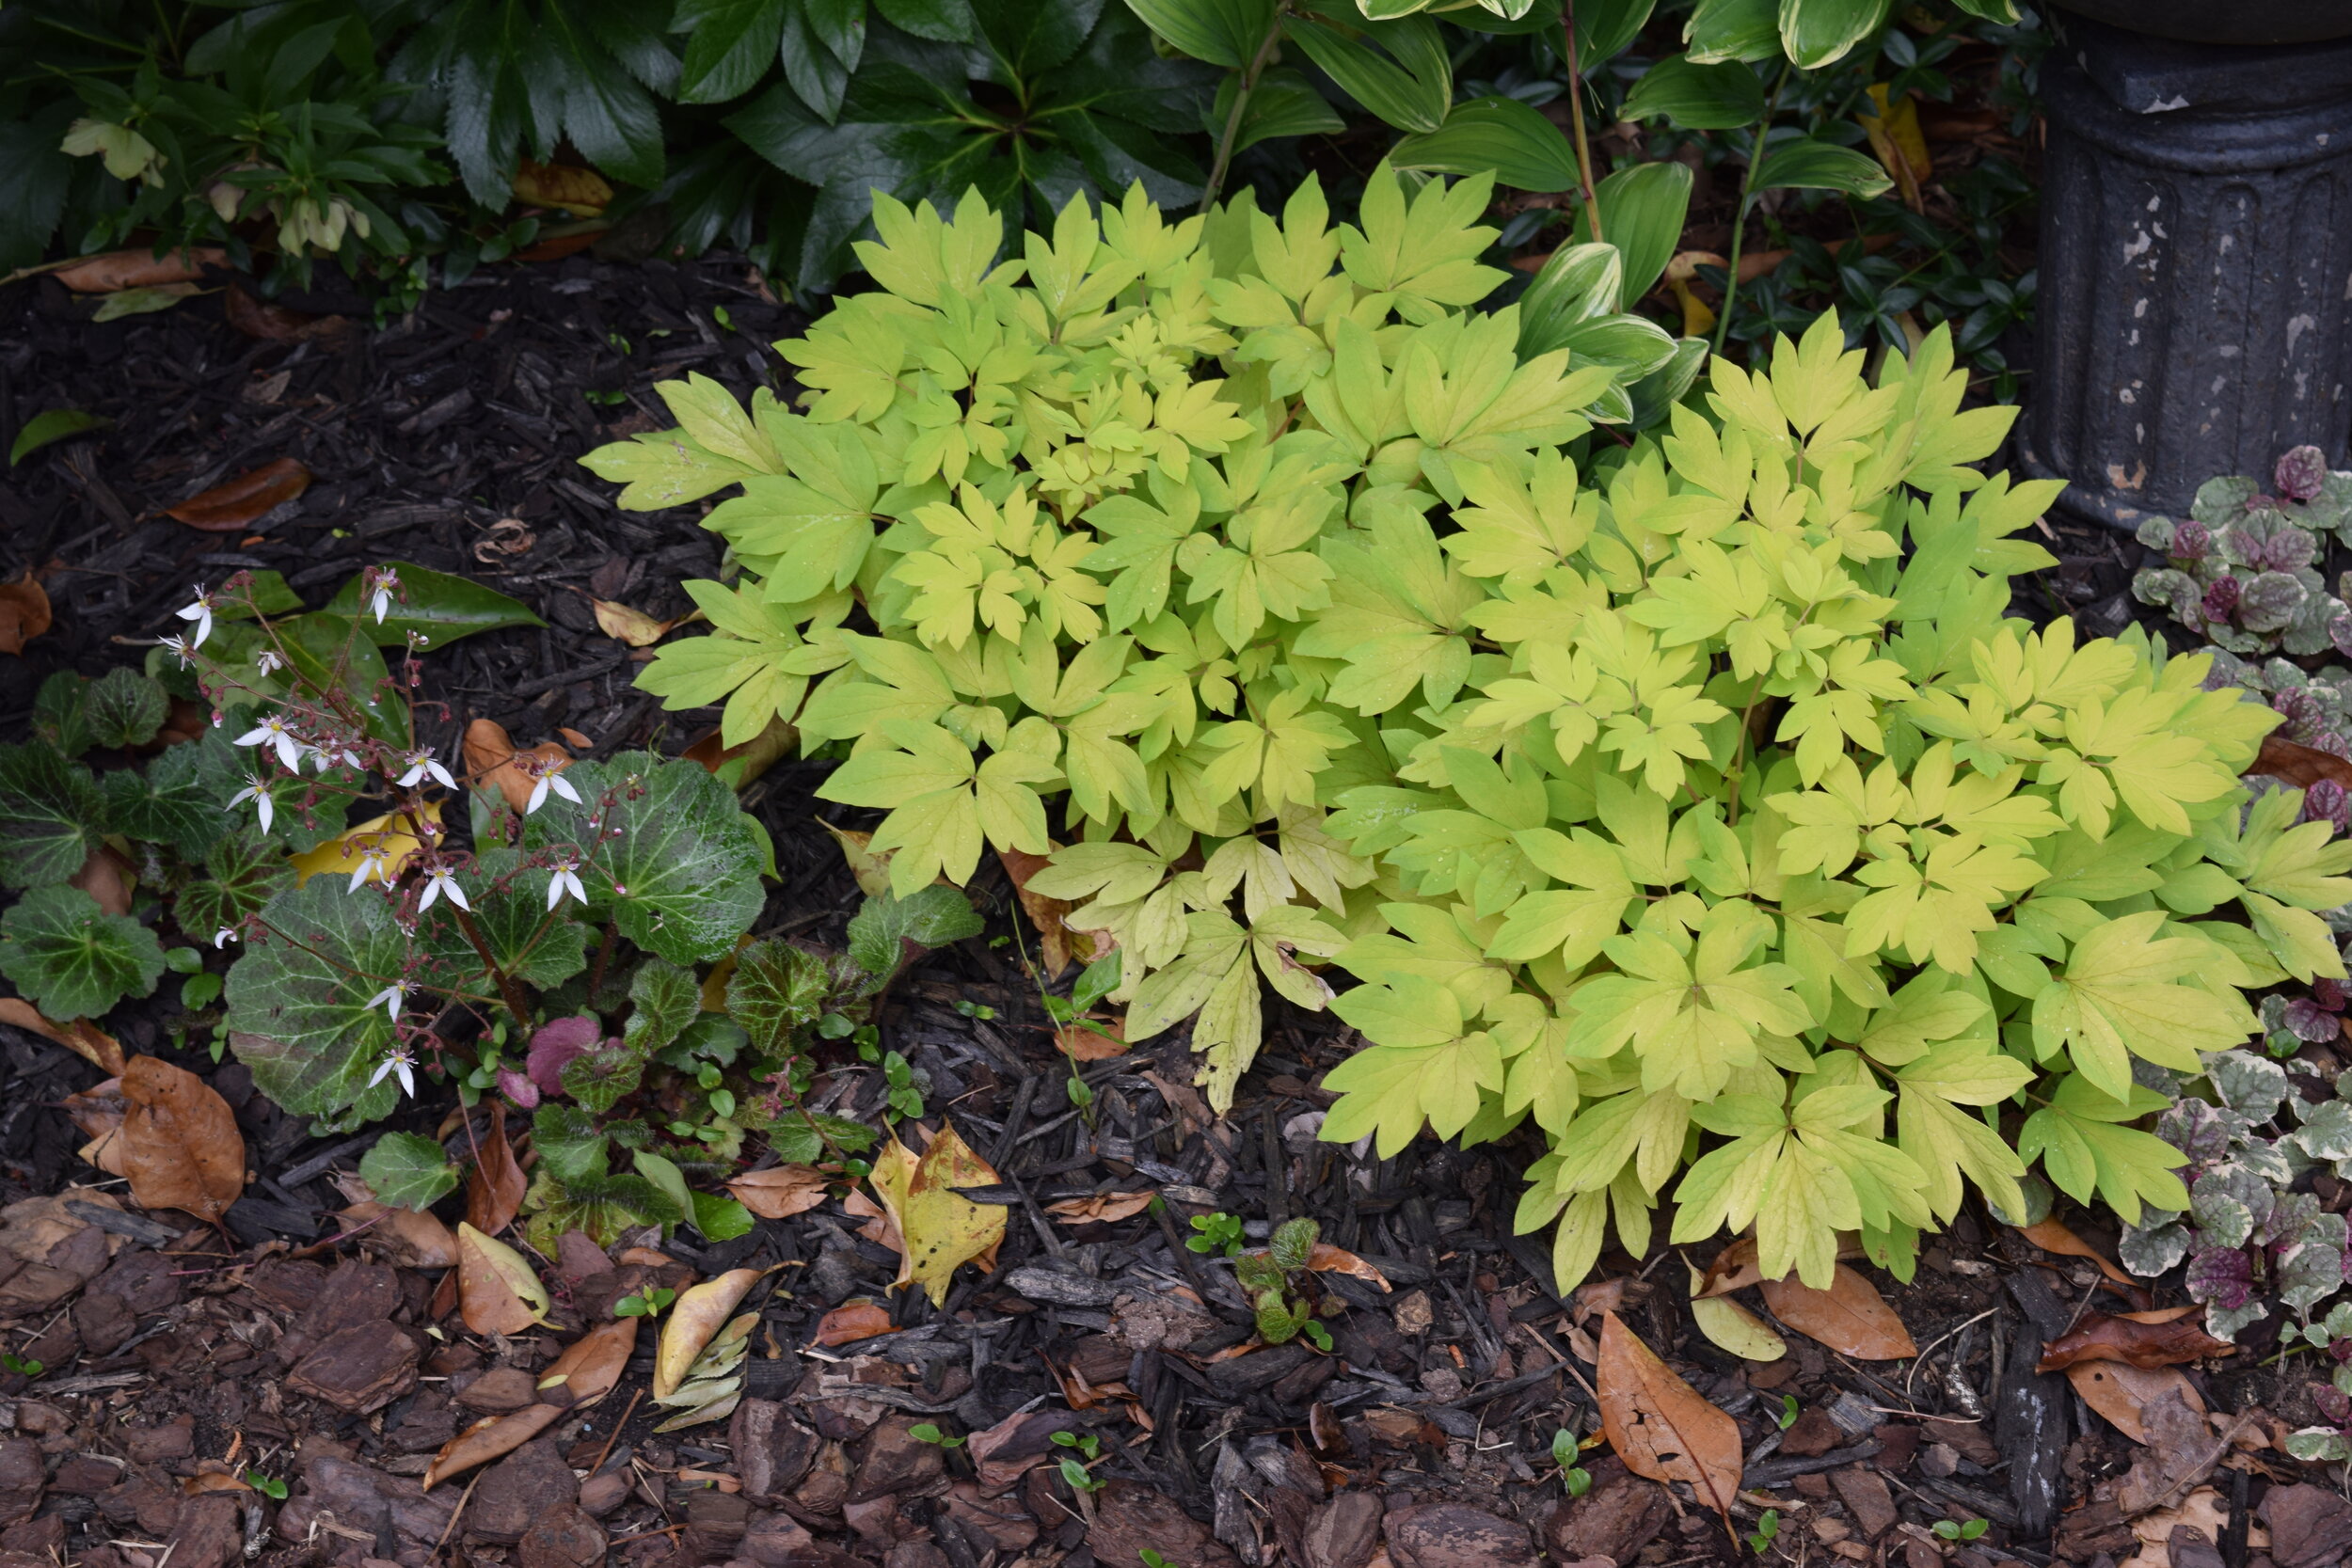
(768, 1111), (878, 1163)
(82, 668), (167, 750)
(1391, 97), (1580, 193)
(1753, 135), (1894, 198)
(322, 561), (545, 650)
(625, 958), (701, 1053)
(0, 743), (103, 888)
(1622, 55), (1768, 130)
(174, 831), (296, 941)
(562, 1045), (647, 1114)
(662, 1012), (748, 1069)
(532, 1104), (612, 1182)
(523, 752), (766, 966)
(847, 886), (982, 984)
(691, 1191), (755, 1242)
(727, 938), (829, 1054)
(418, 849), (589, 990)
(360, 1131), (461, 1210)
(0, 885), (166, 1019)
(523, 1170), (680, 1253)
(103, 741), (230, 858)
(276, 613), (407, 746)
(31, 673), (93, 758)
(9, 408), (109, 467)
(224, 876), (409, 1122)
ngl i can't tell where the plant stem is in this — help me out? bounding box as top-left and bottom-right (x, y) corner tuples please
(1200, 12), (1288, 212)
(1713, 61), (1792, 356)
(453, 907), (532, 1031)
(586, 919), (619, 997)
(1562, 1), (1602, 245)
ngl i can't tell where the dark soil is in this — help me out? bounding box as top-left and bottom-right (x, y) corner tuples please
(0, 256), (2312, 1568)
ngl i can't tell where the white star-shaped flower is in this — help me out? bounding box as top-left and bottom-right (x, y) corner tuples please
(417, 866), (469, 912)
(545, 854), (587, 911)
(369, 568), (399, 625)
(256, 648), (284, 676)
(347, 843), (392, 893)
(214, 927), (237, 948)
(366, 979), (412, 1020)
(369, 1044), (417, 1098)
(397, 749), (455, 790)
(234, 713), (303, 770)
(176, 585), (215, 648)
(157, 634), (195, 669)
(226, 775), (275, 833)
(526, 768), (580, 815)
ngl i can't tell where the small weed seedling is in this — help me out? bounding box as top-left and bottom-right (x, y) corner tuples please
(0, 1353), (43, 1378)
(909, 1423), (965, 1449)
(1052, 1430), (1103, 1461)
(1550, 1429), (1592, 1497)
(1748, 1510), (1782, 1554)
(1232, 1218), (1336, 1348)
(614, 1287), (676, 1318)
(1139, 1552), (1180, 1567)
(1775, 1395), (1800, 1431)
(246, 1473), (290, 1500)
(1186, 1212), (1244, 1257)
(1934, 1520), (1989, 1542)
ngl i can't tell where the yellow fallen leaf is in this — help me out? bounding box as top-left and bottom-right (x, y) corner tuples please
(455, 1221), (550, 1336)
(512, 161), (612, 217)
(819, 821), (897, 897)
(289, 800), (440, 887)
(866, 1124), (1007, 1307)
(656, 1269), (763, 1399)
(1858, 85), (1931, 213)
(1687, 1262), (1786, 1361)
(593, 597), (673, 646)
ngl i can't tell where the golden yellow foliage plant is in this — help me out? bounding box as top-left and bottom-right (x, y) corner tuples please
(582, 171), (2349, 1291)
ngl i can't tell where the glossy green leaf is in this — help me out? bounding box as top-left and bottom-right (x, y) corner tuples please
(562, 1044), (648, 1114)
(1778, 0), (1893, 69)
(727, 938), (831, 1054)
(9, 409), (109, 467)
(0, 885), (166, 1020)
(361, 1132), (461, 1210)
(1280, 14), (1449, 133)
(323, 561), (545, 651)
(31, 673), (93, 759)
(1391, 96), (1580, 193)
(1211, 69), (1346, 155)
(1624, 55), (1767, 129)
(1753, 135), (1895, 198)
(846, 885), (983, 984)
(675, 0), (788, 103)
(691, 1190), (756, 1242)
(1577, 159), (1693, 305)
(1574, 0), (1658, 66)
(1125, 0), (1273, 68)
(1685, 0), (1780, 62)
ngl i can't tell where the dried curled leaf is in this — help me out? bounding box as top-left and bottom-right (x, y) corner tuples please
(166, 457), (310, 531)
(1044, 1191), (1156, 1225)
(2017, 1217), (2138, 1291)
(655, 1268), (763, 1399)
(1597, 1310), (1743, 1524)
(462, 719), (570, 816)
(421, 1403), (563, 1490)
(654, 1308), (756, 1432)
(2066, 1360), (2205, 1444)
(1307, 1242), (1391, 1290)
(2038, 1311), (2234, 1372)
(0, 574), (52, 656)
(814, 1300), (895, 1346)
(0, 998), (126, 1075)
(728, 1164), (830, 1219)
(536, 1316), (637, 1408)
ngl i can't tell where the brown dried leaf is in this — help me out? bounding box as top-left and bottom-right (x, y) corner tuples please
(682, 716), (796, 786)
(166, 457), (311, 531)
(119, 1054), (245, 1223)
(1597, 1309), (1743, 1523)
(843, 1186), (898, 1251)
(2038, 1312), (2235, 1372)
(0, 998), (127, 1074)
(223, 287), (347, 344)
(656, 1268), (764, 1398)
(421, 1403), (564, 1491)
(1307, 1243), (1391, 1291)
(1057, 1017), (1128, 1062)
(998, 846), (1113, 978)
(536, 1315), (637, 1408)
(55, 247), (225, 292)
(70, 845), (135, 915)
(1698, 1234), (1866, 1298)
(180, 1472), (254, 1497)
(1044, 1191), (1156, 1225)
(462, 718), (569, 816)
(456, 1221), (550, 1336)
(337, 1198), (460, 1269)
(1759, 1266), (1916, 1359)
(2253, 734), (2352, 792)
(814, 1300), (895, 1347)
(0, 574), (52, 655)
(2067, 1360), (2206, 1445)
(727, 1164), (830, 1220)
(465, 1110), (526, 1235)
(2017, 1217), (2139, 1291)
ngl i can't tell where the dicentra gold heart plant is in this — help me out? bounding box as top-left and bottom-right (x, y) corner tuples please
(585, 172), (2348, 1291)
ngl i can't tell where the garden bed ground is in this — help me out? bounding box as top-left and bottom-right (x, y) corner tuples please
(0, 257), (2319, 1568)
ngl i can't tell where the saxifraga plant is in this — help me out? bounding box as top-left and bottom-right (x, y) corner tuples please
(584, 171), (2344, 1290)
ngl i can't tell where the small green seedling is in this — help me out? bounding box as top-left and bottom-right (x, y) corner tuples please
(1186, 1212), (1245, 1257)
(909, 1423), (965, 1449)
(1059, 1456), (1105, 1494)
(1301, 1320), (1333, 1353)
(246, 1473), (289, 1500)
(1051, 1430), (1103, 1461)
(952, 999), (994, 1020)
(614, 1287), (676, 1318)
(1775, 1394), (1799, 1431)
(0, 1353), (43, 1378)
(1550, 1429), (1592, 1497)
(1933, 1519), (1989, 1542)
(1747, 1510), (1781, 1554)
(1139, 1551), (1178, 1567)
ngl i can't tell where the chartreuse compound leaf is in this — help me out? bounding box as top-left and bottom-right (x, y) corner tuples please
(0, 885), (167, 1020)
(580, 175), (2304, 1293)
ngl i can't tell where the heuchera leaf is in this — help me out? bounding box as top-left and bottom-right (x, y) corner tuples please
(0, 884), (167, 1019)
